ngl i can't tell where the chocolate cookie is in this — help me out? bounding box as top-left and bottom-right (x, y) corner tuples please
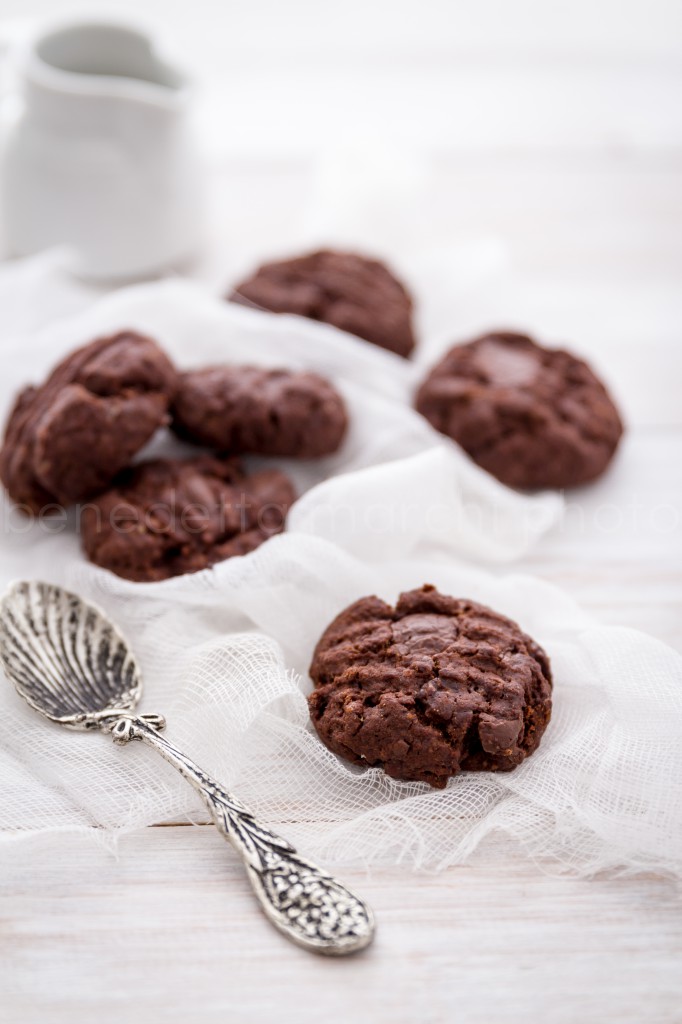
(0, 331), (178, 512)
(415, 331), (624, 489)
(308, 584), (552, 789)
(172, 366), (348, 458)
(230, 249), (416, 358)
(80, 455), (295, 582)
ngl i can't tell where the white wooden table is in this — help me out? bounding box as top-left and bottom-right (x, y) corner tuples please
(2, 2), (681, 1021)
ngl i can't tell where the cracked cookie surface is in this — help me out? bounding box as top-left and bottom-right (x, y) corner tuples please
(230, 249), (416, 358)
(81, 454), (295, 581)
(415, 331), (623, 489)
(308, 584), (552, 788)
(172, 365), (348, 458)
(0, 331), (178, 511)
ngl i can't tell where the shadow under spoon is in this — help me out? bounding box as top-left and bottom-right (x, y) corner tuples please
(0, 579), (374, 956)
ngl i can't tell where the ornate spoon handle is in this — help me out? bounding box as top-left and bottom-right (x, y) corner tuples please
(107, 714), (374, 956)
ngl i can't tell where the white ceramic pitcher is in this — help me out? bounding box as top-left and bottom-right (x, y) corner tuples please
(1, 20), (204, 279)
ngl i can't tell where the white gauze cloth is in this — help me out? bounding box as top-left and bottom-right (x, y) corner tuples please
(0, 262), (680, 882)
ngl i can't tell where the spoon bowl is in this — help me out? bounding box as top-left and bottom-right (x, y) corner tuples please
(0, 580), (141, 728)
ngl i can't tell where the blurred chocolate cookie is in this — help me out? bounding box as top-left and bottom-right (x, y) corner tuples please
(81, 454), (295, 582)
(308, 584), (552, 789)
(415, 331), (624, 489)
(0, 331), (178, 512)
(230, 249), (416, 358)
(172, 366), (348, 458)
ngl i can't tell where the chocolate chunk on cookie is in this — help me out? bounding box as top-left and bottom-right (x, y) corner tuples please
(80, 454), (295, 582)
(230, 249), (416, 358)
(0, 331), (178, 512)
(415, 331), (624, 489)
(308, 584), (552, 789)
(172, 366), (348, 458)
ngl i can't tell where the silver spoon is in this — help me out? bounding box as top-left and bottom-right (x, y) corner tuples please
(0, 580), (374, 956)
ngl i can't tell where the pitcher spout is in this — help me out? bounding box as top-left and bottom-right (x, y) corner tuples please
(26, 19), (190, 109)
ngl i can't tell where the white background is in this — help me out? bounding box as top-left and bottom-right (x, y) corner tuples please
(2, 2), (682, 1022)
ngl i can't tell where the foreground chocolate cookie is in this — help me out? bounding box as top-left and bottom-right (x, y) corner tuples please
(230, 249), (416, 358)
(0, 331), (178, 512)
(309, 585), (552, 789)
(81, 455), (295, 582)
(415, 331), (624, 489)
(172, 366), (348, 458)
